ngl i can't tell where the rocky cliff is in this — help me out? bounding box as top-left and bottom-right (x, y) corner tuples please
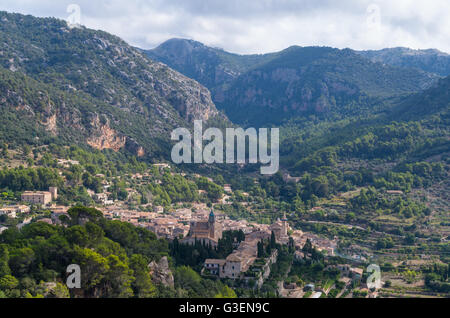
(0, 11), (225, 157)
(148, 40), (439, 127)
(148, 256), (174, 288)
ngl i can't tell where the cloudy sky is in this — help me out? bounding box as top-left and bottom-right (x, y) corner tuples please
(0, 0), (449, 54)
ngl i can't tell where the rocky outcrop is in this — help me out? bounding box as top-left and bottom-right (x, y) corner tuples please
(42, 113), (58, 136)
(125, 138), (145, 157)
(0, 11), (227, 158)
(147, 40), (439, 127)
(149, 62), (219, 122)
(87, 115), (127, 152)
(86, 116), (147, 156)
(148, 256), (174, 288)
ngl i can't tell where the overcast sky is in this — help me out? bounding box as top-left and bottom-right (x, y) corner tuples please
(0, 0), (449, 54)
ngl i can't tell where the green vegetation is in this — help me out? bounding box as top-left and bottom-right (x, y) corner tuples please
(170, 230), (245, 270)
(424, 263), (450, 293)
(0, 167), (62, 192)
(0, 11), (225, 162)
(0, 206), (236, 298)
(0, 10), (449, 300)
(148, 40), (437, 127)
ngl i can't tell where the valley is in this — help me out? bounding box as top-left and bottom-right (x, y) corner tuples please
(0, 11), (448, 299)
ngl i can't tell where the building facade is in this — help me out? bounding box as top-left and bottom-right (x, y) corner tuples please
(181, 209), (223, 247)
(21, 187), (57, 205)
(270, 212), (289, 241)
(204, 259), (226, 275)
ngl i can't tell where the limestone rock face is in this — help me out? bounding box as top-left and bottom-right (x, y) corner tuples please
(149, 62), (219, 122)
(147, 40), (439, 127)
(87, 114), (126, 152)
(0, 11), (228, 158)
(148, 256), (174, 288)
(42, 113), (58, 136)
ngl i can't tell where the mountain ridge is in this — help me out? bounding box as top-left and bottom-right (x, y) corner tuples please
(358, 47), (450, 77)
(146, 39), (439, 126)
(0, 12), (226, 159)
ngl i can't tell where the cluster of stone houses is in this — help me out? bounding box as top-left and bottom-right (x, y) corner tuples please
(124, 204), (338, 284)
(97, 206), (193, 239)
(0, 188), (59, 221)
(84, 179), (114, 206)
(325, 264), (364, 281)
(148, 217), (189, 239)
(57, 159), (80, 168)
(0, 205), (31, 218)
(92, 192), (114, 206)
(203, 233), (279, 286)
(2, 170), (340, 288)
(197, 212), (341, 284)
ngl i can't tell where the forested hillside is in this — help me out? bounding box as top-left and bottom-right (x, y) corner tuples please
(146, 38), (278, 96)
(0, 11), (226, 160)
(280, 75), (449, 171)
(147, 39), (438, 127)
(0, 10), (448, 300)
(0, 206), (238, 298)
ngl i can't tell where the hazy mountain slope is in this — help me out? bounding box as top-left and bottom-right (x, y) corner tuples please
(392, 75), (450, 120)
(218, 46), (437, 126)
(0, 12), (224, 158)
(358, 48), (450, 77)
(147, 40), (438, 127)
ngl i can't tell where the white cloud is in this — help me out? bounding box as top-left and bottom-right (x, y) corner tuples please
(0, 0), (449, 54)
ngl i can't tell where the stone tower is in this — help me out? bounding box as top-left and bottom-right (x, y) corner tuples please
(209, 209), (216, 238)
(49, 187), (58, 201)
(281, 212), (288, 237)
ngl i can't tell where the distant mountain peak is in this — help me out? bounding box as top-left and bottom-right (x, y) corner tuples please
(358, 47), (450, 77)
(157, 38), (208, 49)
(364, 47), (448, 56)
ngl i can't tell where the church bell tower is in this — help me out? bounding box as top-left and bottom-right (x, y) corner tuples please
(209, 209), (216, 238)
(281, 212), (288, 236)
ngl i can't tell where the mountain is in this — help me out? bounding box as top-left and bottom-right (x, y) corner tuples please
(392, 75), (450, 120)
(145, 38), (278, 97)
(0, 12), (224, 159)
(147, 40), (438, 127)
(219, 46), (441, 126)
(280, 74), (450, 174)
(358, 47), (450, 77)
